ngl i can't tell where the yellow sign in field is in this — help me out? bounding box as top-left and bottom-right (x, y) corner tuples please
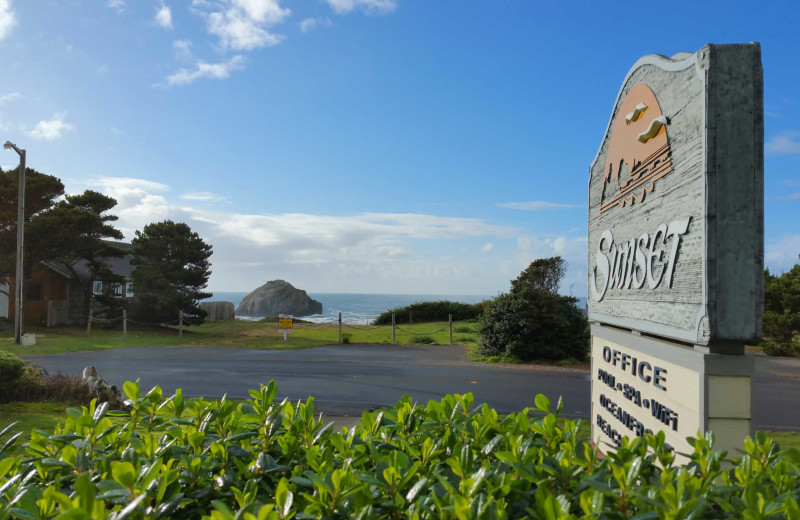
(278, 315), (293, 333)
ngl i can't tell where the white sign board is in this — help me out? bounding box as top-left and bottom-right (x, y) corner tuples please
(591, 324), (752, 459)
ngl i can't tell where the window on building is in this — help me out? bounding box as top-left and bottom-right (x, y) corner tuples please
(125, 282), (134, 298)
(92, 281), (103, 295)
(112, 283), (122, 296)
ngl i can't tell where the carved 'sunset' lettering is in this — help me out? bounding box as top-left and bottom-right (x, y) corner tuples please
(590, 216), (691, 301)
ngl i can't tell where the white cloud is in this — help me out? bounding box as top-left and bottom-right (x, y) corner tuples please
(106, 0), (125, 13)
(299, 17), (331, 32)
(172, 39), (194, 59)
(0, 92), (21, 105)
(28, 112), (75, 140)
(376, 245), (409, 258)
(89, 177), (169, 193)
(781, 192), (800, 200)
(181, 191), (229, 203)
(766, 235), (800, 273)
(110, 126), (124, 135)
(0, 0), (16, 40)
(325, 0), (397, 15)
(201, 0), (290, 51)
(155, 2), (173, 29)
(165, 55), (245, 86)
(85, 177), (171, 237)
(766, 132), (800, 155)
(481, 242), (494, 252)
(96, 65), (109, 75)
(499, 200), (582, 210)
(186, 211), (519, 250)
(74, 176), (592, 294)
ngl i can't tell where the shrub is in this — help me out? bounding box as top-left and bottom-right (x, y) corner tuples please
(374, 300), (482, 325)
(761, 337), (799, 357)
(477, 257), (589, 362)
(0, 350), (24, 395)
(0, 365), (93, 404)
(410, 335), (436, 344)
(341, 333), (352, 344)
(763, 259), (800, 354)
(1, 381), (799, 519)
(477, 291), (589, 361)
(454, 325), (473, 333)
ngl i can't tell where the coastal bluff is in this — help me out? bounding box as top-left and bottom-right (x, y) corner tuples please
(236, 280), (322, 318)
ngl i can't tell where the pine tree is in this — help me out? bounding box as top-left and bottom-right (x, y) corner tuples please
(131, 220), (213, 324)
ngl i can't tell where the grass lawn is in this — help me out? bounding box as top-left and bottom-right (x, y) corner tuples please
(0, 319), (479, 356)
(0, 402), (72, 457)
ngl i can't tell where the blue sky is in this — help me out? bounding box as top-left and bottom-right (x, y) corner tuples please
(0, 0), (798, 295)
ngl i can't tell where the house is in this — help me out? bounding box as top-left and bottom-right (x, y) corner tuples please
(66, 242), (135, 324)
(3, 262), (72, 327)
(4, 241), (136, 327)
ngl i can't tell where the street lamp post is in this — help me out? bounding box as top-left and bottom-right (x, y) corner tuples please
(4, 141), (26, 345)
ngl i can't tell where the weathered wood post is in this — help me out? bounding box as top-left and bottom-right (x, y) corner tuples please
(179, 310), (183, 340)
(123, 309), (127, 341)
(338, 312), (342, 343)
(449, 314), (453, 344)
(232, 317), (236, 340)
(392, 312), (396, 344)
(86, 308), (92, 335)
(409, 308), (412, 324)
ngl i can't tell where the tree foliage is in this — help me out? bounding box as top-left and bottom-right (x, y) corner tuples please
(131, 220), (212, 324)
(510, 256), (567, 296)
(0, 166), (65, 284)
(762, 255), (800, 356)
(478, 257), (589, 361)
(30, 190), (126, 322)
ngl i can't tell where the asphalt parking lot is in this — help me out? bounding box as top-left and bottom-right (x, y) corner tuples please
(22, 344), (800, 430)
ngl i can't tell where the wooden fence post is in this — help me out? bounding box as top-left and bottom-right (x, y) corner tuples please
(449, 314), (453, 344)
(409, 308), (412, 324)
(123, 309), (127, 341)
(392, 312), (396, 344)
(86, 308), (92, 335)
(179, 310), (183, 340)
(232, 317), (236, 340)
(338, 312), (342, 343)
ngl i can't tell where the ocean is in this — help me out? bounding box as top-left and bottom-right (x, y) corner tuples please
(204, 292), (589, 325)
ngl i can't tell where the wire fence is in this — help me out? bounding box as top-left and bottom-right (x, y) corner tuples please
(82, 310), (470, 346)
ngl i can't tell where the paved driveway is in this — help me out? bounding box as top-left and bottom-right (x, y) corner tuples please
(22, 345), (800, 430)
(23, 344), (591, 418)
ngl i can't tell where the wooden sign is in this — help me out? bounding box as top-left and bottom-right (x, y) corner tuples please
(588, 44), (763, 351)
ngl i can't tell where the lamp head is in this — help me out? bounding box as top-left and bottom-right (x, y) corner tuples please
(3, 142), (11, 151)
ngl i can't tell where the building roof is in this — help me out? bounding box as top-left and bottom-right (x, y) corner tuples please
(69, 241), (134, 279)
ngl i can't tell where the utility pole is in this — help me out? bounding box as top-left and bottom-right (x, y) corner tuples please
(4, 142), (26, 345)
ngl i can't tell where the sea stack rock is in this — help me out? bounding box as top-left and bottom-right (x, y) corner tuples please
(237, 280), (322, 317)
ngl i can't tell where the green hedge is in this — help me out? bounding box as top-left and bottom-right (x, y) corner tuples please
(0, 350), (24, 395)
(374, 300), (484, 325)
(1, 381), (800, 519)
